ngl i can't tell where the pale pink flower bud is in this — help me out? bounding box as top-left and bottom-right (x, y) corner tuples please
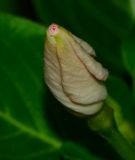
(44, 24), (108, 116)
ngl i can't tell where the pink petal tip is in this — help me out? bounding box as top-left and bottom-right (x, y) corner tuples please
(48, 24), (58, 35)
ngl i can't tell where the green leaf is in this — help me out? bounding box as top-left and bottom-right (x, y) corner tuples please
(122, 24), (135, 76)
(60, 142), (102, 160)
(130, 0), (135, 19)
(32, 0), (134, 76)
(0, 14), (103, 160)
(122, 24), (135, 99)
(0, 14), (62, 160)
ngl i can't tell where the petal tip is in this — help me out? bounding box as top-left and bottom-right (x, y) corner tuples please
(48, 23), (59, 36)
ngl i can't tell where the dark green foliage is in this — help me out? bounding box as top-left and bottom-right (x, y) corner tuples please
(0, 0), (135, 159)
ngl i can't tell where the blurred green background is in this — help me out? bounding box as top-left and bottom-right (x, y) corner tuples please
(0, 0), (135, 160)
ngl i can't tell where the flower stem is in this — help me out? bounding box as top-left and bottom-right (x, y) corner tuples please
(102, 128), (135, 160)
(87, 106), (135, 160)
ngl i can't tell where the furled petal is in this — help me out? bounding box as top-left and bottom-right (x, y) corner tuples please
(45, 24), (108, 116)
(72, 34), (96, 57)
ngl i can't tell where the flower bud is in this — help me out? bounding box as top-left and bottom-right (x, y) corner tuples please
(44, 24), (108, 116)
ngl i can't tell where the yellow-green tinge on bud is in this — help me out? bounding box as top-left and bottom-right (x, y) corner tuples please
(44, 24), (108, 116)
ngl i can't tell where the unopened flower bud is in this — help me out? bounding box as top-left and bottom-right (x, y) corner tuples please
(44, 24), (108, 116)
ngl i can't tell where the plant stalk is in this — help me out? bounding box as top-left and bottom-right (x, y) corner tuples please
(87, 106), (135, 160)
(102, 128), (135, 160)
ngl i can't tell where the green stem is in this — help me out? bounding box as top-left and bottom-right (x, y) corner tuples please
(102, 128), (135, 160)
(106, 97), (135, 144)
(87, 106), (135, 160)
